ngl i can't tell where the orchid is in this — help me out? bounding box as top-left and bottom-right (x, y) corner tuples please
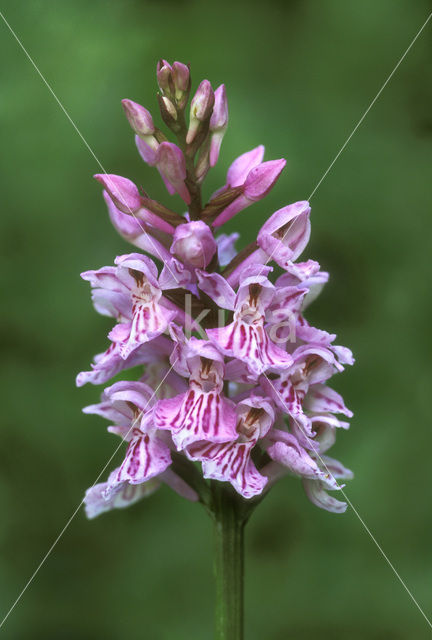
(78, 59), (354, 639)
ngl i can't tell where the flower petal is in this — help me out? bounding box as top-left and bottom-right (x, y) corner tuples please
(188, 440), (267, 499)
(302, 479), (347, 514)
(84, 477), (160, 519)
(154, 390), (237, 450)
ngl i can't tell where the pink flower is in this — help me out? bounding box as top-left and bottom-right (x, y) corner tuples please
(187, 396), (274, 498)
(154, 338), (237, 450)
(202, 267), (294, 376)
(82, 253), (179, 360)
(84, 381), (172, 487)
(257, 201), (311, 268)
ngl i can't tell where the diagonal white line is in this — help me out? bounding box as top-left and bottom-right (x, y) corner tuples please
(0, 361), (178, 630)
(262, 372), (432, 629)
(0, 9), (182, 286)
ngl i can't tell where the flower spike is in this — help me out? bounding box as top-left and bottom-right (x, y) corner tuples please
(79, 59), (353, 521)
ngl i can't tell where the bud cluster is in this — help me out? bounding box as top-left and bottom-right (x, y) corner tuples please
(79, 60), (354, 519)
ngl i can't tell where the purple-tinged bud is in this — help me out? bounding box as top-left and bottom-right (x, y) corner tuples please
(170, 221), (217, 269)
(135, 135), (158, 166)
(212, 159), (286, 227)
(186, 80), (215, 145)
(172, 62), (190, 93)
(172, 61), (191, 108)
(156, 142), (191, 204)
(209, 85), (228, 167)
(157, 94), (180, 132)
(257, 201), (311, 267)
(121, 99), (155, 137)
(102, 191), (172, 261)
(243, 159), (286, 201)
(210, 85), (228, 131)
(98, 174), (175, 237)
(94, 174), (141, 214)
(157, 59), (174, 96)
(226, 145), (265, 187)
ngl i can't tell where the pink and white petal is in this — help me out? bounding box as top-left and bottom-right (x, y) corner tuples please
(216, 232), (239, 266)
(107, 424), (132, 440)
(76, 339), (169, 387)
(226, 145), (265, 187)
(111, 433), (172, 485)
(266, 286), (307, 324)
(105, 380), (155, 412)
(302, 479), (347, 514)
(266, 436), (328, 482)
(283, 259), (320, 281)
(108, 321), (132, 344)
(115, 253), (160, 288)
(91, 288), (131, 319)
(305, 384), (353, 417)
(82, 400), (130, 426)
(196, 271), (236, 310)
(207, 322), (292, 376)
(117, 304), (176, 359)
(84, 477), (160, 519)
(81, 266), (128, 293)
(276, 269), (328, 307)
(154, 392), (188, 432)
(155, 391), (238, 450)
(295, 319), (336, 346)
(159, 258), (194, 289)
(188, 440), (267, 499)
(320, 455), (354, 481)
(224, 248), (268, 288)
(257, 202), (311, 266)
(332, 345), (355, 366)
(224, 359), (259, 384)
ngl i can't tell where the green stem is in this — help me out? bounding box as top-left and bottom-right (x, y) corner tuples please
(212, 484), (245, 640)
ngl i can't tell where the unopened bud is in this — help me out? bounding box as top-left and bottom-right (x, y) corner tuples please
(226, 146), (265, 187)
(156, 142), (191, 204)
(172, 61), (191, 108)
(94, 174), (141, 214)
(157, 94), (180, 132)
(121, 99), (155, 138)
(212, 159), (286, 227)
(209, 84), (228, 167)
(170, 221), (217, 269)
(156, 59), (174, 97)
(243, 159), (286, 201)
(186, 79), (215, 145)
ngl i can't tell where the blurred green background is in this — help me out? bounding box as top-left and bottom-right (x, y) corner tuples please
(1, 0), (431, 638)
